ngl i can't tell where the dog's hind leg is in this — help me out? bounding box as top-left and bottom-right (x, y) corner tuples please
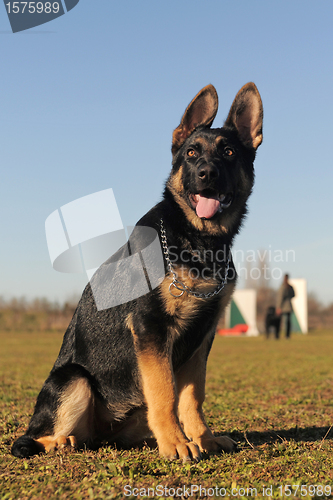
(12, 365), (95, 458)
(37, 377), (94, 452)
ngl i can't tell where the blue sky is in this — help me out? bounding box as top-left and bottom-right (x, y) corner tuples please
(1, 1), (333, 305)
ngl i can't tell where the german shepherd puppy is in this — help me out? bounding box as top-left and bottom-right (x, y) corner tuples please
(12, 83), (263, 462)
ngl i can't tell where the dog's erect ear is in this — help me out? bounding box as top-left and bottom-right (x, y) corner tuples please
(172, 85), (218, 155)
(225, 82), (263, 150)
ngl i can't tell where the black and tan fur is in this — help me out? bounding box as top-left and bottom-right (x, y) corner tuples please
(12, 83), (263, 462)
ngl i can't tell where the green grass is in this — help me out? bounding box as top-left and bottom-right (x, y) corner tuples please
(1, 330), (333, 499)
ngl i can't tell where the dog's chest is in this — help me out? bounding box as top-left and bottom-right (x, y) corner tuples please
(159, 268), (235, 332)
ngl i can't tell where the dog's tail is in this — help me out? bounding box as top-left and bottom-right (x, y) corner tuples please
(11, 435), (44, 458)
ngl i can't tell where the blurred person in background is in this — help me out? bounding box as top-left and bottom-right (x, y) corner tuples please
(276, 274), (295, 339)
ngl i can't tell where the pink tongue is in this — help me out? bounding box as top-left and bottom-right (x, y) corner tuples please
(196, 194), (220, 219)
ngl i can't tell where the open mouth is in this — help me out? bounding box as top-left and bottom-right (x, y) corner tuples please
(189, 190), (233, 219)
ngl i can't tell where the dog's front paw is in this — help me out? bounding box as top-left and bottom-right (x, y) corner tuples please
(197, 435), (237, 454)
(159, 440), (202, 462)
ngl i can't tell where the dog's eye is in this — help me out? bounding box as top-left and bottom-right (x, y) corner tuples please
(224, 147), (235, 157)
(187, 149), (196, 158)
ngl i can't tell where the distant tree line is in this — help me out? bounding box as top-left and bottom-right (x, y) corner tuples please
(1, 289), (332, 333)
(0, 296), (78, 331)
(1, 250), (333, 335)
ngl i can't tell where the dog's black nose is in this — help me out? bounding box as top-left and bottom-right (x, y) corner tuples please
(198, 165), (219, 183)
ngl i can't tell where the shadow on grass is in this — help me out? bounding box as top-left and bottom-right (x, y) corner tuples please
(88, 426), (332, 455)
(229, 425), (333, 447)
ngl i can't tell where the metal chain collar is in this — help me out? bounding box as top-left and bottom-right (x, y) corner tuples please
(160, 218), (230, 299)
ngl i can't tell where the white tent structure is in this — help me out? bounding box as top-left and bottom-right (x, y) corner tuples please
(224, 289), (259, 336)
(223, 280), (308, 336)
(289, 278), (308, 333)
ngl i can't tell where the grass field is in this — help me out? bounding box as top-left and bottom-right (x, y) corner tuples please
(0, 329), (332, 499)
